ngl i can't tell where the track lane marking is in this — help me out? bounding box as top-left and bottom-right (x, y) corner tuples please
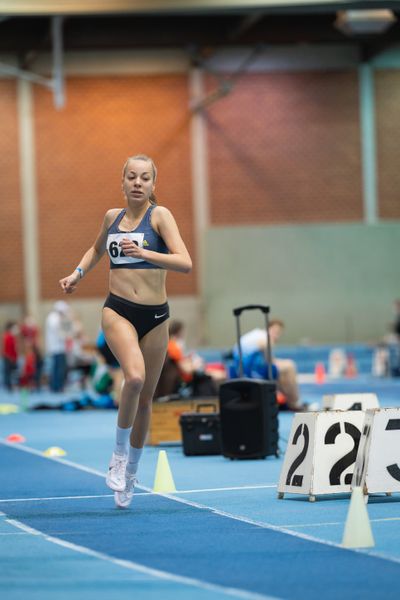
(2, 440), (400, 569)
(5, 515), (278, 600)
(0, 494), (114, 503)
(283, 517), (400, 528)
(0, 484), (277, 504)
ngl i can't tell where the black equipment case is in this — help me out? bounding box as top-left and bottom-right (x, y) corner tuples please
(219, 305), (279, 459)
(179, 403), (221, 456)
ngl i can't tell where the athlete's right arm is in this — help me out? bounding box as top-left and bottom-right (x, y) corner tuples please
(59, 209), (118, 294)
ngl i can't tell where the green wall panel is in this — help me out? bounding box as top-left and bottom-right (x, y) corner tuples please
(203, 223), (400, 346)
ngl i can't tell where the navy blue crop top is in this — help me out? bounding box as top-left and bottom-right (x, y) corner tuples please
(106, 206), (169, 270)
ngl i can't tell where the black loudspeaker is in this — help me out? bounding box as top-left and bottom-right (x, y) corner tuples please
(219, 378), (279, 459)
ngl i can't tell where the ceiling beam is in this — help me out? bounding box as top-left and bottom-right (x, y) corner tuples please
(190, 44), (264, 111)
(228, 11), (266, 41)
(0, 1), (387, 17)
(0, 16), (65, 108)
(0, 60), (52, 86)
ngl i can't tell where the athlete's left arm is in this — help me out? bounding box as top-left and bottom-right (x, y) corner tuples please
(119, 206), (192, 273)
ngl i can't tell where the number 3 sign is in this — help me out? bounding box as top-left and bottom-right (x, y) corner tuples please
(352, 407), (400, 498)
(278, 411), (365, 501)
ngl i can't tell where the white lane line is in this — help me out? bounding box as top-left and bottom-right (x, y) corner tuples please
(3, 441), (400, 568)
(135, 486), (400, 567)
(0, 494), (114, 503)
(1, 442), (277, 494)
(6, 516), (278, 600)
(5, 519), (41, 535)
(0, 485), (277, 504)
(284, 517), (400, 529)
(1, 441), (106, 477)
(176, 484), (277, 494)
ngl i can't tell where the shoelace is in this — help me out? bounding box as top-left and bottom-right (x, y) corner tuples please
(113, 455), (127, 479)
(124, 475), (137, 495)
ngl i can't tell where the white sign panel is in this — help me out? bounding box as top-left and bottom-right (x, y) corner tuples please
(322, 393), (379, 411)
(352, 408), (400, 495)
(278, 413), (316, 497)
(278, 411), (365, 500)
(107, 232), (145, 264)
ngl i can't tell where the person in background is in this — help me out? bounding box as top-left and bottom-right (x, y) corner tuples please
(375, 301), (400, 378)
(155, 320), (216, 398)
(96, 329), (123, 405)
(67, 312), (95, 390)
(167, 320), (204, 386)
(234, 319), (308, 411)
(19, 340), (36, 388)
(2, 321), (19, 391)
(20, 314), (43, 390)
(393, 299), (400, 338)
(59, 154), (192, 509)
(45, 301), (70, 392)
(391, 299), (400, 376)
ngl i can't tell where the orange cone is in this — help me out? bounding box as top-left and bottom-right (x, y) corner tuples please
(315, 362), (326, 384)
(6, 433), (26, 443)
(276, 391), (287, 406)
(345, 353), (358, 378)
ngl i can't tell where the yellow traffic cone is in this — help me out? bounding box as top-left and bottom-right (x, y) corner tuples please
(0, 404), (19, 414)
(342, 487), (374, 548)
(43, 446), (67, 457)
(153, 450), (176, 493)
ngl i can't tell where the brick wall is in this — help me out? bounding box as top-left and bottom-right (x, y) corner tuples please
(206, 71), (363, 225)
(1, 66), (400, 310)
(375, 70), (400, 220)
(0, 80), (24, 302)
(33, 74), (195, 300)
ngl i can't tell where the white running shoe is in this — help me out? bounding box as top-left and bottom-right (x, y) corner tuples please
(114, 472), (137, 509)
(106, 452), (127, 492)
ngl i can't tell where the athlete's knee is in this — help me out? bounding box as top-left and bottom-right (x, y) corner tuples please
(123, 371), (145, 394)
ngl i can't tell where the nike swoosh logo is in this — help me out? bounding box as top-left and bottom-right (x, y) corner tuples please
(155, 313), (168, 319)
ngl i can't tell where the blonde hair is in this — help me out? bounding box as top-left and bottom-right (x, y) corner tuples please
(269, 319), (285, 329)
(122, 154), (158, 204)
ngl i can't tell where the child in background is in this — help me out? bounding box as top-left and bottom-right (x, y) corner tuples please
(2, 321), (19, 391)
(20, 314), (43, 390)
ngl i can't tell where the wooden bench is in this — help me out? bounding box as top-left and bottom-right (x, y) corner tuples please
(148, 397), (219, 445)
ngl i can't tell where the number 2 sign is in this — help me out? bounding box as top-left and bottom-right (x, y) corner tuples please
(278, 411), (365, 501)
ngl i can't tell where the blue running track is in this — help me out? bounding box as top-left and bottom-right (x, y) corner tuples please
(1, 440), (400, 600)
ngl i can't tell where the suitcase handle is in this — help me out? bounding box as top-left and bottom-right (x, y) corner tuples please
(196, 403), (218, 413)
(233, 305), (270, 317)
(233, 304), (273, 380)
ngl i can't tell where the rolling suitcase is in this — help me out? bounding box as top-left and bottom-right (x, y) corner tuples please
(219, 305), (279, 459)
(179, 403), (221, 456)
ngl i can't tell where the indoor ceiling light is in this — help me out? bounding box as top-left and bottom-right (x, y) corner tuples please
(335, 9), (397, 35)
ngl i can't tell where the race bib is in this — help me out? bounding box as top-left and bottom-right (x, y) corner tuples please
(107, 232), (145, 264)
